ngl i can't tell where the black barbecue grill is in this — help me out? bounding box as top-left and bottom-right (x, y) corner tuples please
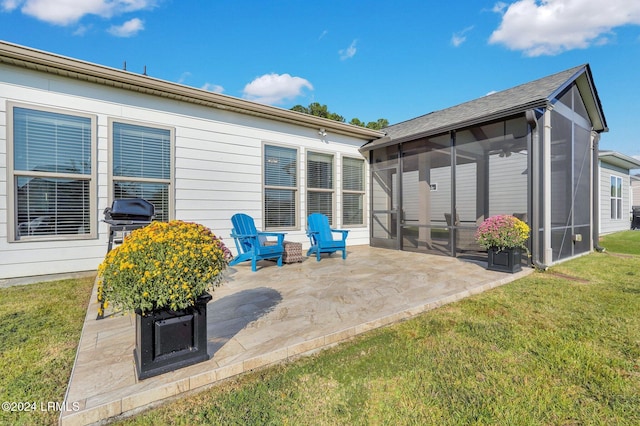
(632, 206), (640, 230)
(103, 198), (155, 252)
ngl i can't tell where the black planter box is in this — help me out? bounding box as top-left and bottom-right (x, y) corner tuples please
(487, 247), (522, 273)
(134, 292), (212, 380)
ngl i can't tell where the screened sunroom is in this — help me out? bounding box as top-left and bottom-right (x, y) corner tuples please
(360, 64), (607, 267)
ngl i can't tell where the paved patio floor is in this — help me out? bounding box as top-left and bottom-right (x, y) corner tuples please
(60, 246), (532, 425)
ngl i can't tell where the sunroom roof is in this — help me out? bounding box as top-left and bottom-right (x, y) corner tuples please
(362, 64), (607, 152)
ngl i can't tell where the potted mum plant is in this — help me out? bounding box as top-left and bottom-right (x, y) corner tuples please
(475, 215), (530, 273)
(97, 220), (232, 379)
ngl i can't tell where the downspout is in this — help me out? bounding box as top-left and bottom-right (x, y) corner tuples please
(592, 131), (606, 252)
(542, 107), (554, 266)
(526, 109), (548, 270)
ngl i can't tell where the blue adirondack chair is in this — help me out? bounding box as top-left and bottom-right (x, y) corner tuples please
(306, 213), (349, 261)
(229, 214), (285, 272)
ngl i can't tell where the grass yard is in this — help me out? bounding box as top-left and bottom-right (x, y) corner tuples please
(116, 234), (640, 425)
(0, 276), (95, 426)
(600, 230), (640, 255)
(1, 231), (639, 425)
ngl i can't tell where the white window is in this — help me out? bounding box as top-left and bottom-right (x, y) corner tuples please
(110, 121), (173, 222)
(307, 151), (335, 225)
(264, 144), (298, 229)
(342, 157), (365, 226)
(9, 105), (96, 240)
(610, 175), (623, 220)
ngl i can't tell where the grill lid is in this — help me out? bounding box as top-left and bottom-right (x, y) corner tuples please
(104, 198), (155, 223)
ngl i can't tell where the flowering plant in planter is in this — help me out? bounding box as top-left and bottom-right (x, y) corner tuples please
(475, 215), (530, 252)
(97, 220), (232, 316)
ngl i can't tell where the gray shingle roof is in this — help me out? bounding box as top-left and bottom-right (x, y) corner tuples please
(371, 64), (596, 148)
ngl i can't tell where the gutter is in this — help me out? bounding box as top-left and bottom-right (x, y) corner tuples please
(0, 40), (384, 141)
(359, 101), (549, 153)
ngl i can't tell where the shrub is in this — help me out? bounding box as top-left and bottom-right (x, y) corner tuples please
(476, 215), (530, 252)
(97, 220), (232, 315)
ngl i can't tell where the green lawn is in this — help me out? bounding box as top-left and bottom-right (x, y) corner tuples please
(600, 230), (640, 255)
(118, 234), (640, 425)
(0, 276), (95, 426)
(1, 231), (639, 425)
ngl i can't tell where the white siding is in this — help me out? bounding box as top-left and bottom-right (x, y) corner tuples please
(631, 177), (640, 208)
(0, 65), (370, 280)
(599, 161), (631, 234)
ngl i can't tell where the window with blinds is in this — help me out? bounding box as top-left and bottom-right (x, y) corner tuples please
(307, 151), (334, 225)
(111, 122), (172, 222)
(264, 145), (298, 229)
(342, 157), (365, 226)
(12, 106), (94, 239)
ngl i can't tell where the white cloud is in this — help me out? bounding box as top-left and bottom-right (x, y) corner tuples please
(489, 0), (640, 56)
(72, 23), (91, 36)
(242, 73), (313, 105)
(177, 71), (191, 84)
(319, 29), (328, 40)
(339, 39), (357, 60)
(107, 17), (143, 37)
(2, 0), (156, 26)
(201, 83), (224, 94)
(452, 26), (474, 47)
(1, 0), (19, 11)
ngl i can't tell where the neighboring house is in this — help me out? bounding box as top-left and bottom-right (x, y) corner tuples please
(598, 151), (640, 234)
(360, 64), (608, 268)
(0, 41), (383, 281)
(631, 174), (640, 208)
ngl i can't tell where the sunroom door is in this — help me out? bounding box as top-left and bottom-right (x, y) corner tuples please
(370, 147), (399, 249)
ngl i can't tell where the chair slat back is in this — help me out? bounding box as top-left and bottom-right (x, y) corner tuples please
(308, 213), (333, 242)
(231, 213), (258, 253)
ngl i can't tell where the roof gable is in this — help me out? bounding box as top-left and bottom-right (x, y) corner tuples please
(373, 64), (606, 148)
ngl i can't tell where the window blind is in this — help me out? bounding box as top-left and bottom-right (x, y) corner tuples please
(264, 145), (297, 228)
(342, 157), (365, 225)
(112, 122), (170, 180)
(112, 122), (171, 222)
(14, 107), (91, 174)
(307, 152), (334, 224)
(13, 107), (93, 239)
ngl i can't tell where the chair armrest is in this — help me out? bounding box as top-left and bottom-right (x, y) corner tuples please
(330, 229), (349, 240)
(231, 232), (256, 239)
(257, 231), (285, 244)
(257, 231), (286, 237)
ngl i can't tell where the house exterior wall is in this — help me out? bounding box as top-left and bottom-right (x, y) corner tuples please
(631, 175), (640, 208)
(599, 161), (632, 234)
(0, 64), (370, 280)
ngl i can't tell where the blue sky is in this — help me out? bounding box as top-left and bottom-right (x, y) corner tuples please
(1, 0), (639, 160)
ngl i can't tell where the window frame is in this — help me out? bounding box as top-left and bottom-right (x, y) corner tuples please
(108, 118), (175, 222)
(7, 102), (97, 242)
(341, 155), (366, 227)
(610, 175), (623, 220)
(263, 143), (299, 231)
(306, 149), (336, 226)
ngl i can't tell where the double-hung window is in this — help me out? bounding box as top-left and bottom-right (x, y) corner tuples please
(610, 175), (623, 220)
(342, 157), (365, 226)
(264, 144), (298, 229)
(307, 151), (334, 225)
(111, 121), (173, 222)
(9, 105), (95, 240)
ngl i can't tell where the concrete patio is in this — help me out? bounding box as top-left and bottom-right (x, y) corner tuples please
(60, 246), (533, 425)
